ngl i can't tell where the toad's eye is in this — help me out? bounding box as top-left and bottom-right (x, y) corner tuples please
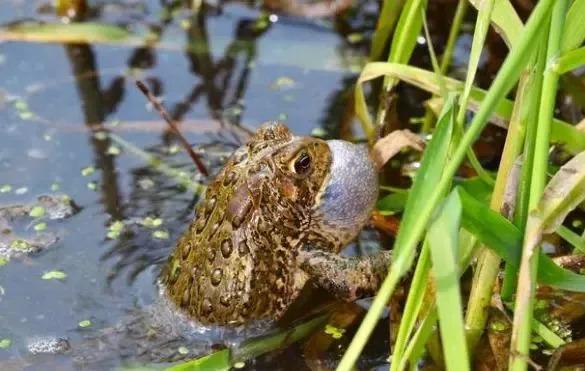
(294, 152), (312, 174)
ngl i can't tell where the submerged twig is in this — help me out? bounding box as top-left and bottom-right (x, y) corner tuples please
(135, 80), (209, 177)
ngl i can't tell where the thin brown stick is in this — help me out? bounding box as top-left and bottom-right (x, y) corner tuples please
(135, 80), (209, 177)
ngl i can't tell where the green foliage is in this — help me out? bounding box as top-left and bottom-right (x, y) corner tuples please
(338, 94), (456, 371)
(346, 0), (585, 369)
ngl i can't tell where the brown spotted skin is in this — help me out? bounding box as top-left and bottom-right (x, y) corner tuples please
(160, 122), (335, 325)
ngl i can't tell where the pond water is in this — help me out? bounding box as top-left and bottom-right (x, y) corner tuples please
(0, 0), (388, 369)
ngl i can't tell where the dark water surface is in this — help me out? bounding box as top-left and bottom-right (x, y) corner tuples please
(0, 0), (377, 369)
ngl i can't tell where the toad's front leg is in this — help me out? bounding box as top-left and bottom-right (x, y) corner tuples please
(297, 248), (391, 302)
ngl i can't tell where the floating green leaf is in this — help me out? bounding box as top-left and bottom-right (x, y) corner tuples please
(152, 230), (169, 240)
(29, 206), (45, 218)
(42, 270), (67, 280)
(141, 216), (163, 228)
(107, 221), (124, 239)
(10, 239), (30, 250)
(78, 320), (92, 328)
(324, 324), (345, 339)
(0, 338), (11, 349)
(33, 222), (47, 232)
(14, 187), (28, 195)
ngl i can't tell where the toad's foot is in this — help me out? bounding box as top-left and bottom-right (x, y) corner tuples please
(298, 248), (391, 302)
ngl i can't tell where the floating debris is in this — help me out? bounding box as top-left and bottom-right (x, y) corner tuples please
(0, 185), (12, 193)
(27, 336), (70, 355)
(13, 98), (34, 120)
(14, 187), (28, 195)
(167, 144), (181, 155)
(137, 177), (155, 190)
(270, 76), (296, 90)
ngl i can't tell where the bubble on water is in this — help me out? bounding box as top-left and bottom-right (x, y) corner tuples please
(27, 336), (70, 355)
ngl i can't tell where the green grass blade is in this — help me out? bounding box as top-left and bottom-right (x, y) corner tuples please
(557, 225), (585, 253)
(562, 0), (585, 52)
(427, 191), (470, 371)
(459, 186), (585, 291)
(234, 314), (328, 361)
(337, 95), (456, 371)
(356, 62), (585, 154)
(391, 95), (455, 261)
(468, 0), (523, 48)
(501, 37), (548, 300)
(458, 187), (521, 264)
(510, 1), (569, 368)
(456, 0), (496, 185)
(386, 0), (427, 81)
(166, 349), (230, 371)
(375, 0), (428, 131)
(370, 0), (405, 61)
(0, 22), (138, 44)
(440, 0), (468, 74)
(457, 0), (495, 125)
(389, 242), (431, 371)
(167, 314), (328, 370)
(556, 47), (585, 74)
(401, 309), (438, 369)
